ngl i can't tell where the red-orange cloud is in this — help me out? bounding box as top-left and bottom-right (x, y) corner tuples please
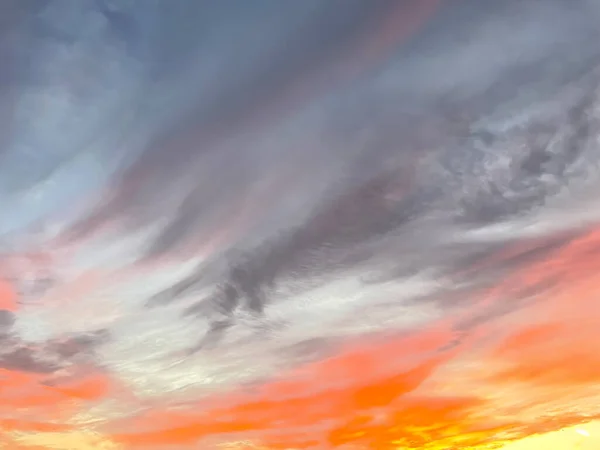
(4, 226), (600, 449)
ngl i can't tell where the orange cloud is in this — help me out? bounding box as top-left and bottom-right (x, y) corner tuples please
(5, 226), (600, 449)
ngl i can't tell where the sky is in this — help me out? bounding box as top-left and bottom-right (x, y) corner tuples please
(2, 0), (600, 448)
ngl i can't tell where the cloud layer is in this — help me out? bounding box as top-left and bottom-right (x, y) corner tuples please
(2, 0), (600, 448)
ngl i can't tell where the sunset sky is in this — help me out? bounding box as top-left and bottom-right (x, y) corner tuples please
(2, 0), (600, 449)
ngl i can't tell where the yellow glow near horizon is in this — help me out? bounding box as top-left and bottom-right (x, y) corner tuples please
(500, 421), (600, 450)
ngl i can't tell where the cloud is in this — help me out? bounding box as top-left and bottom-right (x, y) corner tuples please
(3, 0), (600, 448)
